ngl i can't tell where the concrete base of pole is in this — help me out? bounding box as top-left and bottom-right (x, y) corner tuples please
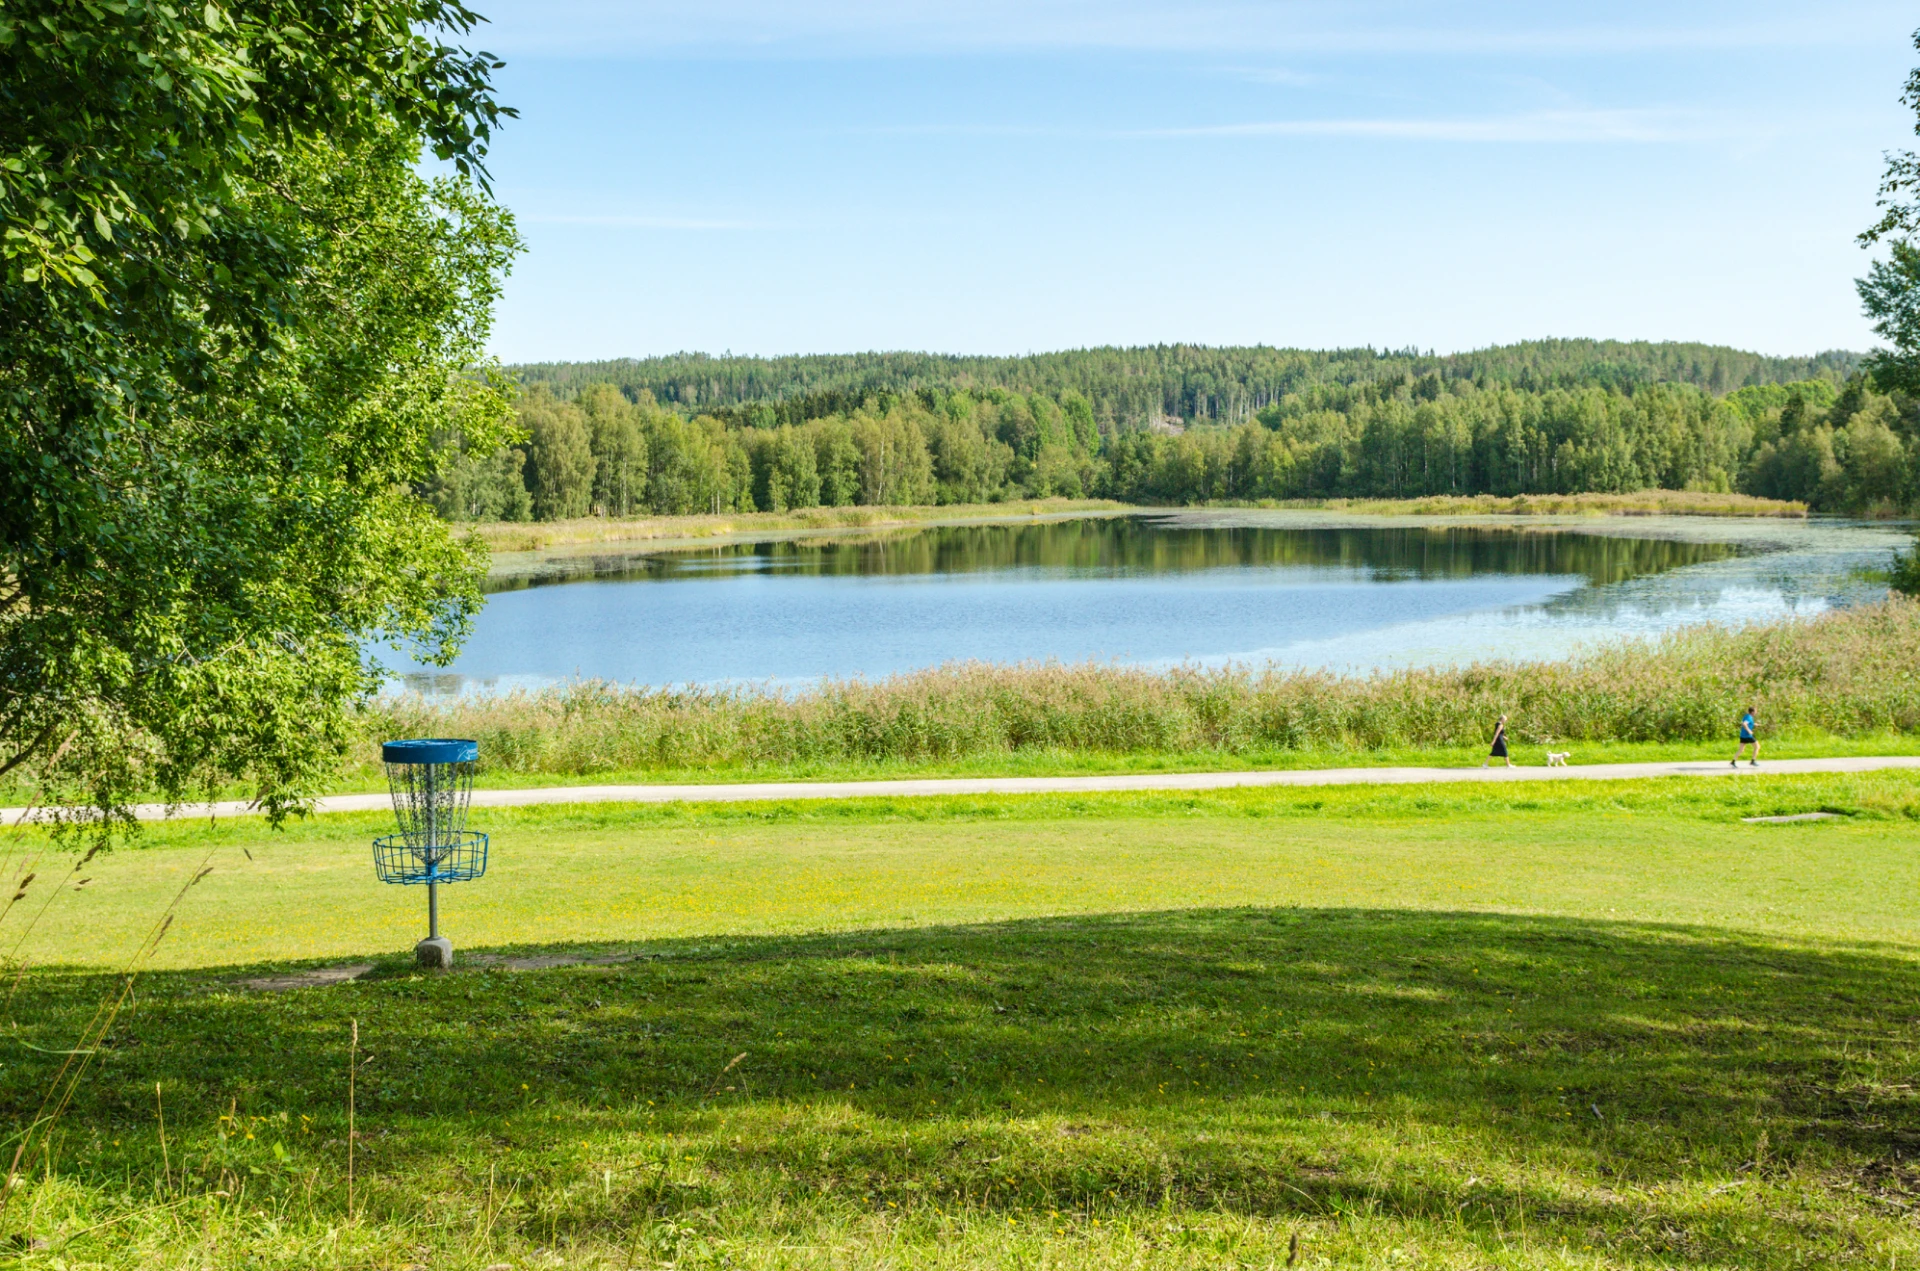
(415, 936), (453, 969)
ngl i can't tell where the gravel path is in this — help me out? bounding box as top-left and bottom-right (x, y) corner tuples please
(9, 754), (1919, 824)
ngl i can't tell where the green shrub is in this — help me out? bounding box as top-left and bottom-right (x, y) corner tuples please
(1889, 534), (1920, 597)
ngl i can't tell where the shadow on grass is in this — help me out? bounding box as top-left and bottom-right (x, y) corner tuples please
(11, 906), (1920, 1258)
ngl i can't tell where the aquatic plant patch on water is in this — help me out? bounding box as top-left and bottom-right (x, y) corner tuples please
(1288, 490), (1808, 517)
(476, 497), (1127, 556)
(364, 601), (1920, 778)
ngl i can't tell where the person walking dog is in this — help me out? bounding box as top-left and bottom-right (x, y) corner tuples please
(1733, 705), (1760, 767)
(1482, 713), (1514, 768)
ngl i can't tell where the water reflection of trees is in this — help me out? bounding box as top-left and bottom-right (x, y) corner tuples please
(487, 519), (1742, 593)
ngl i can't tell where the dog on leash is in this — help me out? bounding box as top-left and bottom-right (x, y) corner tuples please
(1545, 751), (1570, 767)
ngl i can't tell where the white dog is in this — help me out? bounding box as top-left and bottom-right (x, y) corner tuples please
(1545, 751), (1570, 767)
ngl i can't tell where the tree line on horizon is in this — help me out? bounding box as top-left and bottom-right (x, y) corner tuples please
(424, 349), (1920, 522)
(509, 339), (1862, 432)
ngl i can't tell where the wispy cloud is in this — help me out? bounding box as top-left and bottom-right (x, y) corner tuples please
(1131, 109), (1727, 144)
(1227, 66), (1326, 88)
(520, 213), (770, 230)
(475, 0), (1900, 59)
(856, 109), (1732, 145)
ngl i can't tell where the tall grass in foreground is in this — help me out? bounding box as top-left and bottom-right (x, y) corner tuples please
(367, 600), (1920, 777)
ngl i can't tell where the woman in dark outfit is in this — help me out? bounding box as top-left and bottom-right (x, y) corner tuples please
(1482, 713), (1513, 768)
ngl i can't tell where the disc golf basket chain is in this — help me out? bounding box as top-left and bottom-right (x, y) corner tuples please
(373, 739), (488, 966)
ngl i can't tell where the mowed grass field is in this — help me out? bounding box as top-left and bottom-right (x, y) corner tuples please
(6, 773), (1920, 1268)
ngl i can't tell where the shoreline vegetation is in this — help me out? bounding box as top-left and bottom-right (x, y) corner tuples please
(471, 489), (1808, 558)
(475, 497), (1128, 554)
(357, 600), (1920, 788)
(432, 342), (1909, 533)
(1274, 489), (1807, 517)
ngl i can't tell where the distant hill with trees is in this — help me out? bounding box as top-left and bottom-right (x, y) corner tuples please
(510, 340), (1862, 430)
(426, 340), (1903, 525)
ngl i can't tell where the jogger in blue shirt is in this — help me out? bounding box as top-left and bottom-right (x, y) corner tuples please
(1732, 706), (1759, 767)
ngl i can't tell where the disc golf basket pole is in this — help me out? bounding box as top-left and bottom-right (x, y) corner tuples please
(373, 739), (489, 968)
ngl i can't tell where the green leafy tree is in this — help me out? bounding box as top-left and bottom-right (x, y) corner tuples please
(851, 409), (934, 506)
(1060, 390), (1100, 450)
(925, 411), (1005, 504)
(520, 341), (1859, 429)
(719, 427), (757, 513)
(1858, 243), (1920, 395)
(579, 384), (648, 517)
(1859, 28), (1920, 395)
(433, 364), (1919, 523)
(753, 425), (821, 512)
(522, 389), (595, 521)
(425, 444), (533, 523)
(643, 414), (712, 516)
(1860, 27), (1920, 577)
(813, 421), (862, 507)
(0, 2), (519, 829)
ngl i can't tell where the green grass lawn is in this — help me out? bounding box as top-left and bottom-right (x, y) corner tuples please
(6, 773), (1920, 1267)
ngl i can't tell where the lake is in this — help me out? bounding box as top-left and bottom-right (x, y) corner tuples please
(388, 511), (1908, 694)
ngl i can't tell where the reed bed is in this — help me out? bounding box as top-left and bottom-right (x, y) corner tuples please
(475, 497), (1124, 553)
(1292, 489), (1808, 517)
(365, 600), (1920, 776)
(470, 490), (1799, 558)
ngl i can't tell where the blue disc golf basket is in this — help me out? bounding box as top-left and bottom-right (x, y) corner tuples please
(374, 739), (488, 967)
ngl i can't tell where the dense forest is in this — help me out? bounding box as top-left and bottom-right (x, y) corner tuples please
(426, 340), (1916, 522)
(512, 340), (1861, 429)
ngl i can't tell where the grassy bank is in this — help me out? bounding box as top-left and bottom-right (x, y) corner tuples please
(467, 491), (1806, 558)
(1278, 490), (1808, 517)
(7, 774), (1920, 1267)
(359, 601), (1920, 787)
(473, 498), (1127, 555)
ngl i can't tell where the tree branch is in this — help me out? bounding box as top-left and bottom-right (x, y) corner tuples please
(0, 720), (63, 782)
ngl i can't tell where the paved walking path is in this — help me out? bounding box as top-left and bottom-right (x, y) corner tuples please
(8, 754), (1919, 824)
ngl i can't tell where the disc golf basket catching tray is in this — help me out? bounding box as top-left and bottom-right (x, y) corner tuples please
(373, 739), (488, 963)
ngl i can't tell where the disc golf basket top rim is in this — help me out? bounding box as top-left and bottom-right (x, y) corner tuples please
(382, 738), (478, 766)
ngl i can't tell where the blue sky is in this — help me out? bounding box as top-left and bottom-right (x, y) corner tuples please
(468, 1), (1919, 362)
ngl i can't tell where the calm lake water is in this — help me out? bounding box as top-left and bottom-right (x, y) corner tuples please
(389, 512), (1907, 694)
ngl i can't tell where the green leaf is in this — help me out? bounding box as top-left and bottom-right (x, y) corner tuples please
(0, 0), (518, 838)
